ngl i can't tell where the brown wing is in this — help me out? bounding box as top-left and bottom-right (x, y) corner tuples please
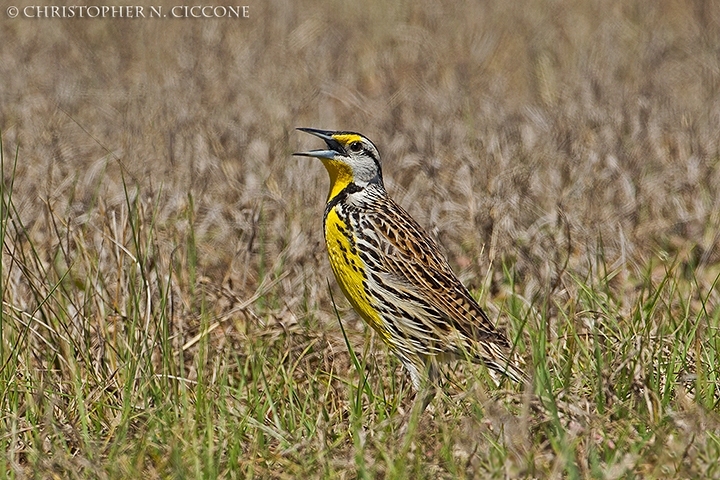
(350, 193), (524, 380)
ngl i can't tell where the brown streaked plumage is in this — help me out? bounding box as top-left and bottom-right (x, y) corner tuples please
(294, 128), (526, 405)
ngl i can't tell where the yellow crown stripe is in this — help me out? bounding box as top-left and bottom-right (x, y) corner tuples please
(332, 133), (364, 145)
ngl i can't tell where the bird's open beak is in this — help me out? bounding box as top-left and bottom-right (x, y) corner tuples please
(293, 127), (345, 158)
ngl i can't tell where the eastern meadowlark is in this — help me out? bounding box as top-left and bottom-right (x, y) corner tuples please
(294, 128), (526, 402)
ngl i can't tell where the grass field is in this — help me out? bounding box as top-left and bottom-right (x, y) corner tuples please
(2, 0), (720, 477)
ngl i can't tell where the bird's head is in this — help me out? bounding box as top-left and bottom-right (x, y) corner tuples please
(294, 128), (384, 201)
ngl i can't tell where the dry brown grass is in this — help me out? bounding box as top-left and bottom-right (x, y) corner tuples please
(2, 0), (720, 477)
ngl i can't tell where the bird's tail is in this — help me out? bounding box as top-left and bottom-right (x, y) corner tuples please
(482, 341), (530, 385)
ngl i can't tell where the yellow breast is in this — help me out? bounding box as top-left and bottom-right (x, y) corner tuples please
(324, 207), (390, 342)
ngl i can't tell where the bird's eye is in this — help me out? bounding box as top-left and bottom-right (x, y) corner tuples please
(349, 141), (363, 152)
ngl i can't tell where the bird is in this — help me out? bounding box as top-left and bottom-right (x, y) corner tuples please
(294, 128), (526, 408)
